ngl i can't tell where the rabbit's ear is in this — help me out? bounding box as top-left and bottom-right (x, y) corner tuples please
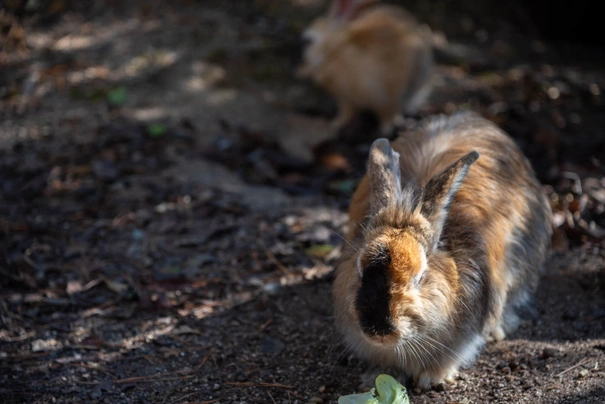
(421, 151), (479, 250)
(329, 0), (375, 21)
(368, 138), (402, 216)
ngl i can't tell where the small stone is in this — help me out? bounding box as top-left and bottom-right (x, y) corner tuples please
(541, 348), (557, 359)
(509, 360), (520, 371)
(261, 336), (285, 354)
(578, 369), (589, 378)
(318, 385), (326, 393)
(92, 159), (119, 182)
(562, 310), (577, 320)
(309, 397), (323, 403)
(501, 366), (511, 375)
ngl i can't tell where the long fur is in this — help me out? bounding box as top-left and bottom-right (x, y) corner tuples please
(334, 112), (552, 388)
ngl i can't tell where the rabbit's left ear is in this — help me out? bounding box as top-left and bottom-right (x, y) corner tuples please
(421, 151), (479, 250)
(368, 138), (402, 216)
(328, 0), (376, 21)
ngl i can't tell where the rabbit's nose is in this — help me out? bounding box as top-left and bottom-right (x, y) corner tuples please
(360, 317), (396, 338)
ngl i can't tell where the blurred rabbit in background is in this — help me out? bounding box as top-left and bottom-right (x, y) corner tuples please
(297, 0), (434, 135)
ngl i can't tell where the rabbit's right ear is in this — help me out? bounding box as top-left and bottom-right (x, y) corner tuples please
(421, 151), (479, 250)
(368, 138), (402, 216)
(328, 0), (376, 21)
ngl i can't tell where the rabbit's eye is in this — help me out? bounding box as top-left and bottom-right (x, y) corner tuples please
(300, 35), (314, 50)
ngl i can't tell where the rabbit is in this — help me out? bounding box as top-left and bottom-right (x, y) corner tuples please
(333, 111), (552, 389)
(296, 0), (434, 135)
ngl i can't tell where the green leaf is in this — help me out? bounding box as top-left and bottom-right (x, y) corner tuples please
(338, 375), (409, 404)
(107, 86), (128, 106)
(375, 374), (409, 404)
(147, 123), (167, 138)
(305, 244), (335, 259)
(338, 388), (378, 404)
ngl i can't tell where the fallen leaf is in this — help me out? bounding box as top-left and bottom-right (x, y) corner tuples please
(107, 86), (127, 106)
(147, 123), (167, 138)
(103, 277), (129, 294)
(305, 244), (335, 259)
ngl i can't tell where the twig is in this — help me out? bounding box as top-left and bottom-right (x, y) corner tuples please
(115, 370), (187, 384)
(168, 392), (197, 404)
(22, 254), (43, 272)
(113, 346), (215, 384)
(225, 381), (293, 389)
(168, 334), (192, 346)
(0, 330), (36, 342)
(192, 347), (215, 373)
(263, 246), (289, 274)
(259, 318), (272, 332)
(555, 358), (590, 377)
(115, 375), (196, 384)
(0, 304), (24, 321)
(268, 391), (277, 404)
(257, 382), (293, 389)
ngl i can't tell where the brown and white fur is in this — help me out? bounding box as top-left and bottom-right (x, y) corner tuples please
(333, 112), (552, 388)
(296, 0), (433, 134)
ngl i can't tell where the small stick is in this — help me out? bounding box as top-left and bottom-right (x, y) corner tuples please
(555, 358), (590, 377)
(259, 319), (272, 332)
(224, 381), (293, 389)
(192, 347), (216, 373)
(263, 246), (289, 274)
(168, 392), (197, 404)
(257, 382), (293, 389)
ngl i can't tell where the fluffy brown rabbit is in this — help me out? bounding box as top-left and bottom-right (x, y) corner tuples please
(296, 0), (433, 134)
(333, 112), (552, 388)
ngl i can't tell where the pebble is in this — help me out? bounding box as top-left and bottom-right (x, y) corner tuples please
(541, 347), (557, 359)
(318, 385), (326, 393)
(308, 397), (323, 403)
(261, 336), (285, 354)
(578, 369), (589, 378)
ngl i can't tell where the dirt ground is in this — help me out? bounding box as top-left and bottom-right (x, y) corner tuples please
(1, 1), (604, 403)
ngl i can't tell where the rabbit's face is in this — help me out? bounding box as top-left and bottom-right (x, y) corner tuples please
(354, 228), (428, 346)
(296, 18), (343, 78)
